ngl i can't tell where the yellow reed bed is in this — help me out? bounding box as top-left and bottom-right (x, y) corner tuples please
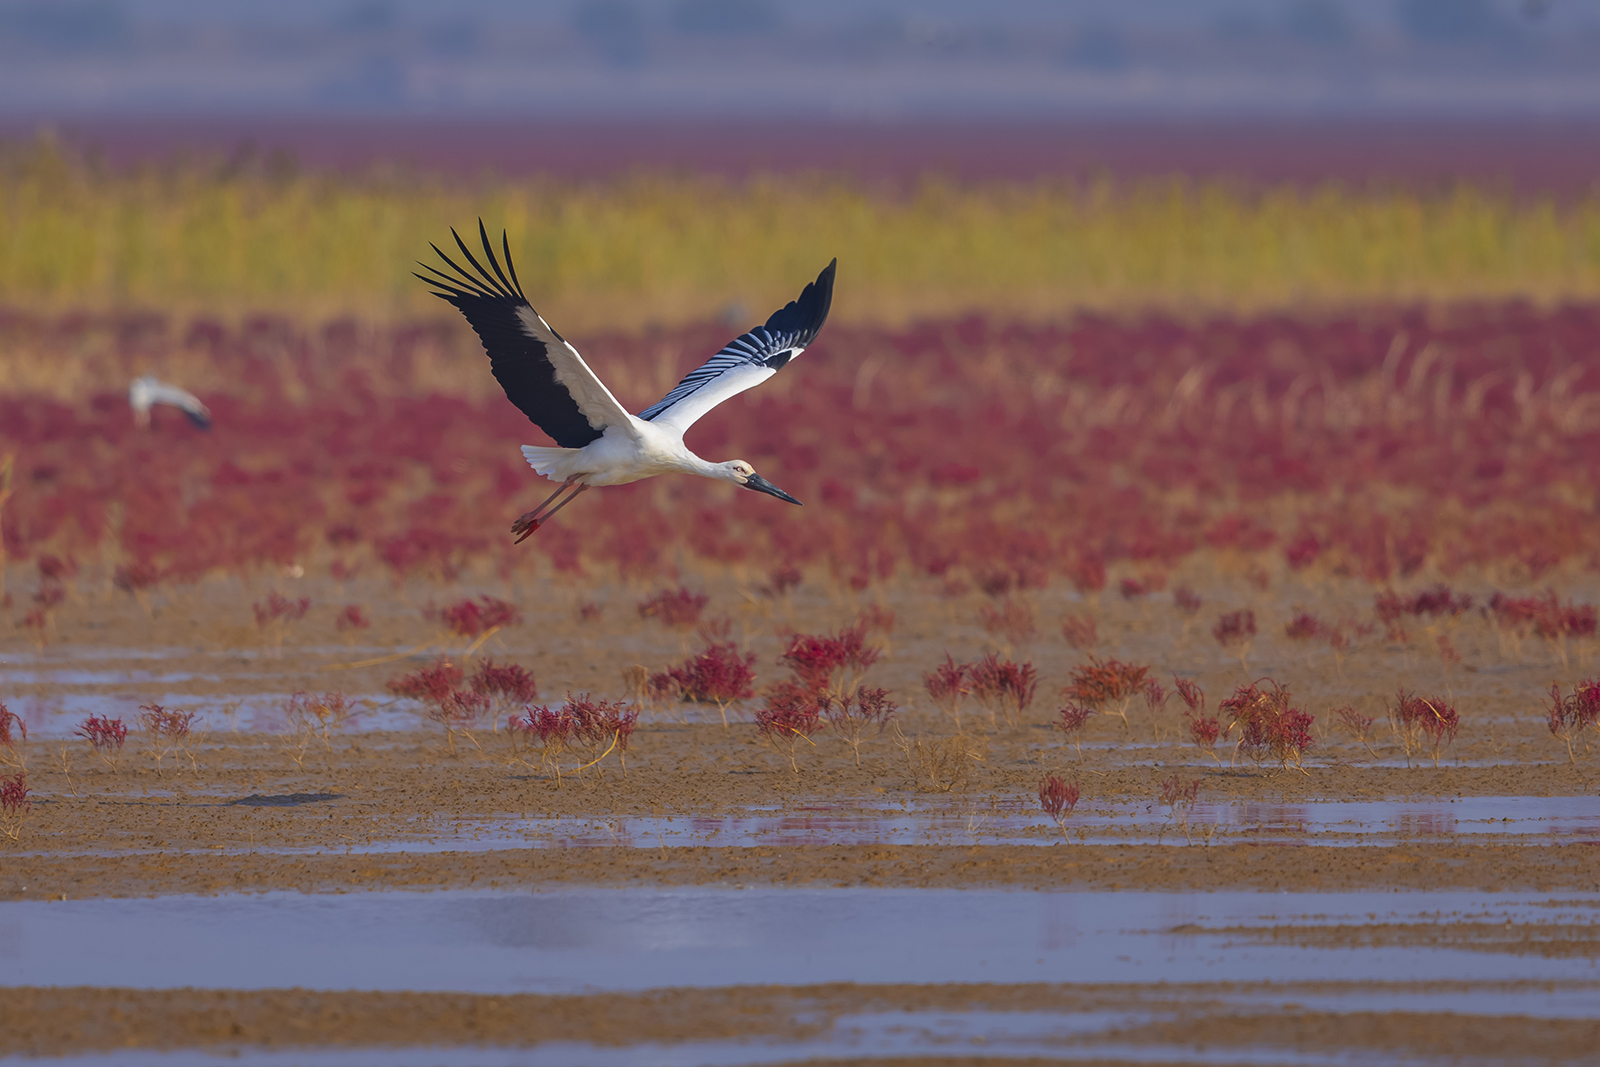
(1, 136), (1598, 328)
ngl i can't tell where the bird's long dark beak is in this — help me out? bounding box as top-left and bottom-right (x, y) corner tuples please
(745, 473), (802, 506)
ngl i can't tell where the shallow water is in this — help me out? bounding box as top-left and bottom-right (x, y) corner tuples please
(12, 793), (1600, 860)
(0, 1030), (1484, 1067)
(2, 888), (1596, 995)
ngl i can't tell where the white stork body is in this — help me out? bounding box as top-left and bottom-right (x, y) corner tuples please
(128, 376), (212, 431)
(418, 224), (833, 540)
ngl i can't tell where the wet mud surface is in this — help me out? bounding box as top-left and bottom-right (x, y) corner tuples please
(4, 574), (1600, 1063)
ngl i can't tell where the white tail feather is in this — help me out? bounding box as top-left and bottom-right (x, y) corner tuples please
(520, 444), (579, 481)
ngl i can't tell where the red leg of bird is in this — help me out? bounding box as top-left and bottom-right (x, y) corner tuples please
(511, 478), (577, 540)
(511, 480), (589, 543)
(537, 483), (589, 525)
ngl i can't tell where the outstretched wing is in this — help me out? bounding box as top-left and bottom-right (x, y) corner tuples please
(416, 222), (635, 449)
(148, 381), (212, 430)
(639, 259), (835, 436)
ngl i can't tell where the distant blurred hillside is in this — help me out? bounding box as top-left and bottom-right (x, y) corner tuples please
(0, 0), (1595, 119)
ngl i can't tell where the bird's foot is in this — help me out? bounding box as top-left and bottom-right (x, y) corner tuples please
(511, 511), (543, 543)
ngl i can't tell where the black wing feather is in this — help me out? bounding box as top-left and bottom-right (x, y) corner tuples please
(639, 258), (836, 422)
(416, 223), (603, 449)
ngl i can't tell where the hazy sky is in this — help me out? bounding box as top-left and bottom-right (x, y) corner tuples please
(0, 0), (1595, 119)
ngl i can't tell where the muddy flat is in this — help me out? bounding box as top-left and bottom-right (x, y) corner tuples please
(3, 572), (1599, 1064)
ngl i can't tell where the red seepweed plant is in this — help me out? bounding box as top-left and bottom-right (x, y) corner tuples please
(1543, 679), (1600, 764)
(822, 686), (899, 767)
(335, 604), (372, 644)
(1284, 613), (1325, 642)
(508, 705), (573, 781)
(1142, 679), (1169, 741)
(253, 592), (310, 657)
(651, 641), (757, 729)
(388, 660), (467, 705)
(76, 714), (129, 771)
(137, 704), (198, 774)
(922, 654), (970, 730)
(1159, 775), (1203, 843)
(978, 597), (1037, 648)
(284, 691), (354, 749)
(1488, 590), (1597, 667)
(428, 690), (491, 754)
(756, 687), (825, 773)
(112, 562), (161, 613)
(969, 652), (1038, 731)
(0, 703), (25, 770)
(0, 773), (28, 841)
(1056, 702), (1093, 756)
(470, 660), (539, 729)
(387, 660), (493, 753)
(1037, 775), (1081, 836)
(1333, 706), (1380, 759)
(441, 595), (523, 648)
(1063, 656), (1149, 732)
(760, 564), (803, 600)
(637, 587), (711, 632)
(1219, 680), (1314, 772)
(1212, 610), (1257, 671)
(562, 693), (640, 776)
(779, 624), (882, 700)
(1061, 614), (1097, 650)
(1388, 688), (1461, 768)
(1177, 675), (1223, 764)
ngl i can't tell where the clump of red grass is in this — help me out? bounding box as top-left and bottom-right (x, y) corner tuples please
(637, 587), (710, 631)
(1488, 590), (1597, 667)
(1056, 702), (1092, 756)
(1174, 677), (1222, 763)
(779, 624), (881, 699)
(76, 714), (128, 771)
(470, 660), (538, 723)
(252, 592), (310, 656)
(1061, 614), (1097, 650)
(969, 652), (1038, 731)
(388, 660), (494, 752)
(112, 561), (160, 598)
(388, 660), (465, 703)
(285, 691), (354, 748)
(922, 654), (970, 729)
(651, 641), (757, 729)
(0, 773), (29, 841)
(441, 596), (522, 641)
(1388, 689), (1461, 768)
(1212, 610), (1256, 670)
(0, 704), (24, 770)
(1544, 679), (1600, 764)
(1219, 680), (1313, 772)
(1063, 656), (1149, 731)
(823, 686), (899, 767)
(1159, 775), (1202, 843)
(137, 704), (198, 774)
(756, 688), (825, 773)
(336, 604), (371, 638)
(564, 693), (640, 774)
(760, 564), (803, 599)
(1037, 775), (1080, 835)
(1333, 706), (1380, 758)
(508, 694), (637, 782)
(979, 597), (1036, 647)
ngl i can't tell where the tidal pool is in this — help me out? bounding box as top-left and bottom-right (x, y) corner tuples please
(2, 888), (1596, 996)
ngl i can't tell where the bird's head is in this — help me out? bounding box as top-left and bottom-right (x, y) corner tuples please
(720, 460), (802, 506)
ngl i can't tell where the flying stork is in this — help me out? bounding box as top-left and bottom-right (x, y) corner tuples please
(417, 223), (834, 542)
(128, 376), (212, 430)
